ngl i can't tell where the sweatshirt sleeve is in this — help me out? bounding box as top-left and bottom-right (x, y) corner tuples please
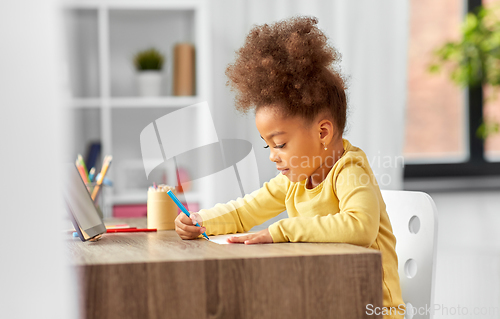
(197, 173), (289, 236)
(267, 159), (381, 246)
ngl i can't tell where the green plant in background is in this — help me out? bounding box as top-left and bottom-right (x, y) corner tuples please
(134, 48), (165, 71)
(477, 119), (500, 138)
(429, 5), (500, 139)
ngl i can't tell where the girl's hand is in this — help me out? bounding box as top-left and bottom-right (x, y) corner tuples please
(227, 229), (274, 245)
(175, 212), (205, 240)
(189, 212), (203, 226)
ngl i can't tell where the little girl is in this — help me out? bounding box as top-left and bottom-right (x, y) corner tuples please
(175, 16), (404, 318)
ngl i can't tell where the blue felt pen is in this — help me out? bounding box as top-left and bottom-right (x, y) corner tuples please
(167, 190), (209, 241)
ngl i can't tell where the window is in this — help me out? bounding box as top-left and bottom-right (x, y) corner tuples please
(404, 0), (500, 178)
(405, 0), (466, 163)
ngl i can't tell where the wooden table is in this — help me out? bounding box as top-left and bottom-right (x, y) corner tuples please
(68, 218), (383, 319)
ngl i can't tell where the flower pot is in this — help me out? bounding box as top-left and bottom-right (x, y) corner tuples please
(137, 71), (162, 97)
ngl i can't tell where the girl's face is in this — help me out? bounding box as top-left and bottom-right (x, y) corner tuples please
(255, 106), (327, 183)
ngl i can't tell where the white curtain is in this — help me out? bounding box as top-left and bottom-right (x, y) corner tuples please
(209, 0), (409, 190)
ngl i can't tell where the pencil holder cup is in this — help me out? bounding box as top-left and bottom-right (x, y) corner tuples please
(147, 185), (178, 230)
(85, 182), (105, 219)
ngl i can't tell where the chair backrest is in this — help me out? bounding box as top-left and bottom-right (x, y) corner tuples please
(381, 190), (438, 319)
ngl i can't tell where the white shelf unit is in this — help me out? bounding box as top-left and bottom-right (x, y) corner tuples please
(63, 0), (213, 217)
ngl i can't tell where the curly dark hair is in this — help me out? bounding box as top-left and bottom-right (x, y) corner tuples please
(225, 16), (347, 132)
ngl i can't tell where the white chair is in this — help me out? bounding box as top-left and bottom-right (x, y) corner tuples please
(381, 190), (439, 319)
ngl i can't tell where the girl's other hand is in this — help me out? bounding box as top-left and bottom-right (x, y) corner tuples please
(227, 229), (273, 244)
(175, 212), (205, 240)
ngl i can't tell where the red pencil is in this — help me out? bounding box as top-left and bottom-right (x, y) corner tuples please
(106, 228), (157, 233)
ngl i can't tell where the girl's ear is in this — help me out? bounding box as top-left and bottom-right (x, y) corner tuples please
(318, 119), (335, 145)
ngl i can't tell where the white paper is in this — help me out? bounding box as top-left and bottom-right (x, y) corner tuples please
(208, 232), (254, 244)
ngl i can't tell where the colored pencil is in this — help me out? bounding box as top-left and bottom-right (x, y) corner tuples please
(91, 155), (112, 200)
(166, 190), (209, 241)
(106, 228), (156, 233)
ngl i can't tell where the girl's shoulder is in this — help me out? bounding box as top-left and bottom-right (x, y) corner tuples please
(333, 139), (372, 172)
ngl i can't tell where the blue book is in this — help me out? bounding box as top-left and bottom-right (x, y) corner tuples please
(86, 142), (101, 171)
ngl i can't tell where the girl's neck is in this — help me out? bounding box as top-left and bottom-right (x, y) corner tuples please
(305, 137), (345, 189)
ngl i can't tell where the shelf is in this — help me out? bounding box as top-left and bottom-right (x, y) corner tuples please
(63, 8), (100, 99)
(64, 0), (211, 217)
(109, 9), (195, 97)
(68, 96), (201, 108)
(69, 98), (102, 108)
(110, 96), (200, 108)
(64, 0), (201, 10)
(112, 190), (200, 205)
(64, 108), (101, 163)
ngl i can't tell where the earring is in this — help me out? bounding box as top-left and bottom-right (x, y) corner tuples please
(323, 143), (327, 151)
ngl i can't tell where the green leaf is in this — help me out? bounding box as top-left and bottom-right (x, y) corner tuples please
(429, 5), (500, 88)
(428, 64), (441, 73)
(476, 120), (500, 139)
(134, 48), (165, 71)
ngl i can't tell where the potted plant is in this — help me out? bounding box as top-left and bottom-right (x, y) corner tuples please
(134, 47), (165, 97)
(429, 5), (500, 139)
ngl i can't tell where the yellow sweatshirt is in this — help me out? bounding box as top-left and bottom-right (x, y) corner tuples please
(197, 139), (405, 318)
